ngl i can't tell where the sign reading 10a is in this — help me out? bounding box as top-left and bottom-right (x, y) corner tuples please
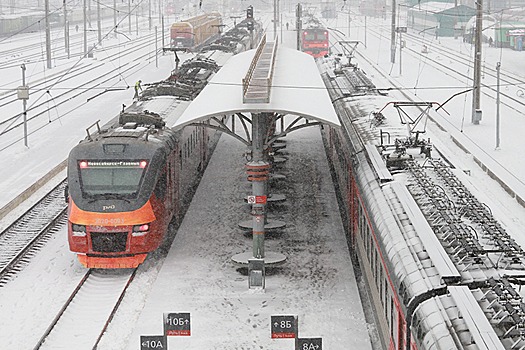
(140, 335), (166, 349)
(164, 312), (191, 336)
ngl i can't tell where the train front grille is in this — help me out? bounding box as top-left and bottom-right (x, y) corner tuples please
(91, 232), (128, 253)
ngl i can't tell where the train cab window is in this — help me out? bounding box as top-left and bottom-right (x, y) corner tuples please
(78, 160), (146, 198)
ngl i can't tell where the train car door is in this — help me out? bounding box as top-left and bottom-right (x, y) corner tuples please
(166, 157), (175, 216)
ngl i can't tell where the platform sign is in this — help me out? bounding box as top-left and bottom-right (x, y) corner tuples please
(140, 335), (166, 349)
(164, 312), (191, 336)
(271, 315), (297, 338)
(247, 195), (267, 204)
(396, 26), (407, 33)
(296, 337), (322, 350)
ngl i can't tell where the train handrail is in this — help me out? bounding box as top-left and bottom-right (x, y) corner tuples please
(242, 34), (266, 99)
(266, 36), (279, 103)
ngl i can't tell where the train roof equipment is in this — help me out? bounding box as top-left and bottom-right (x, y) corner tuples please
(318, 53), (525, 349)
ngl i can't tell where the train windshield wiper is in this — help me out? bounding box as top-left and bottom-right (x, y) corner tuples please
(87, 193), (131, 203)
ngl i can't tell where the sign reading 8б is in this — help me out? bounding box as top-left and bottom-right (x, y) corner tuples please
(271, 315), (297, 338)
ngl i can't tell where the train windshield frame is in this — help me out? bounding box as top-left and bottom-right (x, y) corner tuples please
(78, 160), (148, 199)
(303, 29), (327, 42)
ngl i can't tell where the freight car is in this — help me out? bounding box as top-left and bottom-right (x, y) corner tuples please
(170, 12), (222, 50)
(318, 53), (525, 349)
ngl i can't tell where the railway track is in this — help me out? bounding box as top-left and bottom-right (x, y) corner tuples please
(0, 179), (67, 286)
(34, 268), (137, 350)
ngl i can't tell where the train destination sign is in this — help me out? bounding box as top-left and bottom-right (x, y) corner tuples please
(164, 312), (191, 336)
(297, 337), (322, 350)
(140, 335), (166, 349)
(271, 315), (297, 338)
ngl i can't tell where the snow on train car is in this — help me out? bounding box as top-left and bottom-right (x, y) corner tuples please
(318, 52), (525, 349)
(66, 109), (217, 268)
(170, 12), (222, 50)
(66, 18), (261, 269)
(300, 17), (329, 58)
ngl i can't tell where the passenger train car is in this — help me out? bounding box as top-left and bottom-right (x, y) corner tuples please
(318, 53), (525, 349)
(66, 18), (263, 269)
(170, 12), (222, 50)
(300, 17), (329, 58)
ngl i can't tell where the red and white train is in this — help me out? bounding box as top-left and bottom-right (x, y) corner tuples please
(318, 53), (525, 349)
(66, 18), (262, 269)
(67, 105), (220, 269)
(301, 23), (329, 58)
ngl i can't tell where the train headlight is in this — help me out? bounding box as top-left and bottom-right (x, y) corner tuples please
(72, 224), (87, 237)
(132, 223), (150, 237)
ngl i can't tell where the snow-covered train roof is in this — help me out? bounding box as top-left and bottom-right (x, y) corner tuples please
(318, 52), (525, 349)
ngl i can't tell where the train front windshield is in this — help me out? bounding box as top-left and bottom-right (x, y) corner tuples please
(78, 160), (147, 197)
(303, 30), (327, 42)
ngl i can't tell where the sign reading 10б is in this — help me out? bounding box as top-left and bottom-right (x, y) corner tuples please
(164, 312), (191, 336)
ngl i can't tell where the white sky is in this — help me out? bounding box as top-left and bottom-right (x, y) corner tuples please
(1, 6), (525, 350)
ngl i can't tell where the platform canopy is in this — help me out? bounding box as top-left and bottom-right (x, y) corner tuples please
(173, 46), (340, 129)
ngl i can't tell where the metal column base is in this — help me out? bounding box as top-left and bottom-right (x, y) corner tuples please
(238, 219), (286, 230)
(231, 251), (287, 265)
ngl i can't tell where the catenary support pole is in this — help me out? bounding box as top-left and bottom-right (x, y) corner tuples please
(97, 0), (101, 43)
(496, 62), (501, 148)
(21, 64), (28, 148)
(64, 0), (68, 53)
(472, 0), (483, 124)
(390, 0), (396, 63)
(83, 0), (87, 56)
(45, 0), (51, 68)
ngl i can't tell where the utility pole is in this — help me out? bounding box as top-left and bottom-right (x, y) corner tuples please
(45, 0), (51, 68)
(348, 10), (351, 37)
(149, 0), (152, 30)
(97, 0), (101, 44)
(390, 0), (396, 63)
(496, 62), (501, 148)
(114, 0), (117, 38)
(273, 0), (279, 39)
(158, 0), (162, 23)
(128, 0), (132, 34)
(365, 15), (367, 47)
(63, 0), (68, 53)
(296, 3), (302, 51)
(19, 64), (29, 148)
(472, 0), (483, 124)
(83, 0), (87, 56)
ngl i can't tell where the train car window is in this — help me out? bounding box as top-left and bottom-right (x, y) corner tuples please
(390, 297), (396, 342)
(371, 249), (376, 287)
(379, 268), (384, 305)
(154, 169), (167, 200)
(384, 277), (388, 317)
(375, 249), (380, 288)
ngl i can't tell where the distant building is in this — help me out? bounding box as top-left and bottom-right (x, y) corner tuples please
(407, 2), (475, 37)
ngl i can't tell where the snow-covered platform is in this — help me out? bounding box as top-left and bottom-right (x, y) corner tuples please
(123, 126), (373, 350)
